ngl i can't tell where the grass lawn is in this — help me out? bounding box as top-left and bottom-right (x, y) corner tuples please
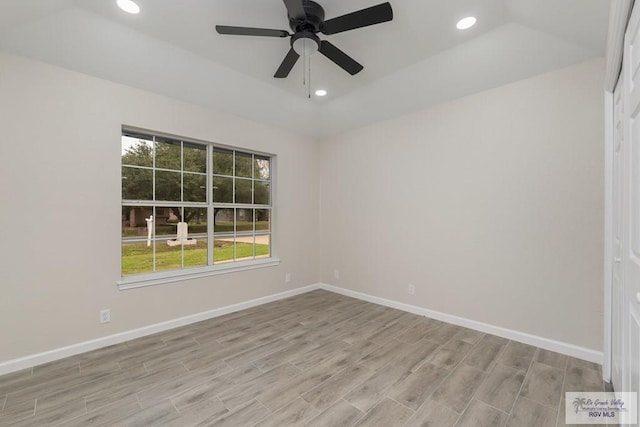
(122, 239), (269, 276)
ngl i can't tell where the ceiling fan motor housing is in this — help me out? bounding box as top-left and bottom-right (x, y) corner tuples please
(288, 0), (324, 33)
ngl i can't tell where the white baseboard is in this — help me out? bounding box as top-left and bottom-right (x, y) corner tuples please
(318, 283), (603, 365)
(0, 284), (321, 376)
(0, 281), (602, 376)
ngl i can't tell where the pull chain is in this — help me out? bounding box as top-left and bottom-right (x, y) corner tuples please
(308, 56), (312, 99)
(300, 39), (312, 99)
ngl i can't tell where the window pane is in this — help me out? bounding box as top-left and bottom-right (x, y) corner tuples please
(235, 238), (255, 262)
(184, 142), (206, 173)
(122, 206), (154, 238)
(213, 148), (233, 176)
(155, 207), (182, 236)
(235, 152), (252, 178)
(153, 206), (207, 270)
(121, 241), (154, 276)
(254, 181), (270, 205)
(235, 178), (252, 204)
(229, 235), (270, 261)
(255, 209), (270, 232)
(122, 166), (152, 200)
(255, 234), (271, 259)
(180, 207), (207, 268)
(214, 238), (234, 263)
(183, 173), (206, 202)
(185, 207), (207, 236)
(214, 208), (233, 233)
(155, 138), (182, 171)
(184, 239), (208, 268)
(213, 176), (233, 203)
(236, 208), (253, 232)
(155, 242), (183, 272)
(122, 136), (153, 167)
(254, 156), (270, 180)
(155, 170), (181, 201)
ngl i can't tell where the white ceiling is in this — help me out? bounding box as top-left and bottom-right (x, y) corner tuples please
(0, 0), (611, 138)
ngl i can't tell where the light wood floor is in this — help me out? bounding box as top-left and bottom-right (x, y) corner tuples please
(0, 290), (610, 426)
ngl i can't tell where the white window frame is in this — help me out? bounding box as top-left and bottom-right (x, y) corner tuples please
(118, 127), (279, 290)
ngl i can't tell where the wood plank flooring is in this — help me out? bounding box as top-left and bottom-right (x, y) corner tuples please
(0, 290), (611, 426)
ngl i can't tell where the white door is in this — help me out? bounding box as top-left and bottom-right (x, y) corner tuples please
(612, 72), (624, 392)
(622, 2), (640, 418)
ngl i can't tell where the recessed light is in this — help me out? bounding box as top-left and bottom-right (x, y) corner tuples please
(456, 16), (476, 30)
(117, 0), (140, 14)
(315, 89), (327, 97)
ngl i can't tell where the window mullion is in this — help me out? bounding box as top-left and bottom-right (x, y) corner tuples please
(152, 137), (157, 272)
(152, 206), (157, 273)
(181, 142), (185, 269)
(232, 151), (236, 262)
(251, 154), (255, 260)
(207, 144), (214, 266)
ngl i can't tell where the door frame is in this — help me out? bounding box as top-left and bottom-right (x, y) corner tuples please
(604, 0), (633, 384)
(604, 90), (613, 383)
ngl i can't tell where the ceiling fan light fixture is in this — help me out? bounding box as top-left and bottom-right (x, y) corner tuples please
(117, 0), (140, 14)
(456, 16), (476, 30)
(292, 32), (319, 56)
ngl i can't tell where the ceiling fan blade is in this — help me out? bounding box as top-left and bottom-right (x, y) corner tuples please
(283, 0), (306, 21)
(321, 2), (393, 35)
(274, 48), (300, 78)
(318, 40), (363, 75)
(216, 25), (289, 37)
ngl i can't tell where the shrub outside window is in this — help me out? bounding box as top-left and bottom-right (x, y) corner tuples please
(121, 129), (273, 282)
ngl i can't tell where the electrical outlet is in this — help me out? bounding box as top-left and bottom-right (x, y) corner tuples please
(285, 273), (292, 283)
(333, 269), (340, 279)
(100, 309), (111, 324)
(408, 284), (415, 295)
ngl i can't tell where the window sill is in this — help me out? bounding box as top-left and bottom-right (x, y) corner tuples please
(117, 257), (281, 290)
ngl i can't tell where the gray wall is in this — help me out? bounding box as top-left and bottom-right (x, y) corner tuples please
(0, 51), (320, 362)
(319, 58), (605, 352)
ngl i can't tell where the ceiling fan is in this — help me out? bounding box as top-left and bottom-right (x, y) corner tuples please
(215, 0), (393, 78)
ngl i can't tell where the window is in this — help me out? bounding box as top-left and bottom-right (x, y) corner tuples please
(121, 129), (274, 285)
